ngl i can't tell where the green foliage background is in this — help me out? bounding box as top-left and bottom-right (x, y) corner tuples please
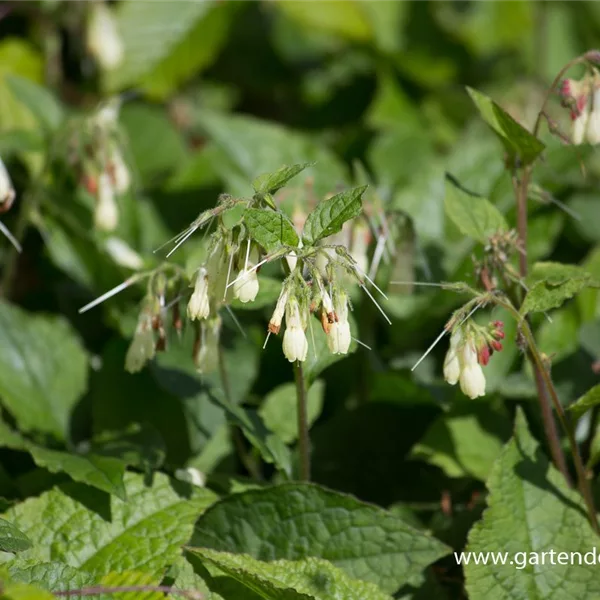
(1, 1), (600, 599)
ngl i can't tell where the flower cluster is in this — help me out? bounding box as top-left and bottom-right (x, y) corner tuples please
(560, 72), (600, 145)
(70, 102), (132, 232)
(443, 320), (504, 399)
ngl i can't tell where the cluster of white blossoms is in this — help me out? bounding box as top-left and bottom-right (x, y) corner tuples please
(87, 1), (124, 71)
(187, 238), (261, 322)
(73, 103), (132, 232)
(561, 72), (600, 145)
(443, 320), (504, 399)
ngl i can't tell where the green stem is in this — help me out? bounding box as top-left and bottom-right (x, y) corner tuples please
(497, 297), (599, 532)
(293, 360), (310, 481)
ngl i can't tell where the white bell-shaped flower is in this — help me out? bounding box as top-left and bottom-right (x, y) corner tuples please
(104, 237), (143, 270)
(109, 148), (130, 194)
(282, 297), (308, 363)
(187, 267), (210, 320)
(327, 291), (351, 355)
(233, 244), (260, 304)
(458, 343), (486, 399)
(87, 2), (124, 70)
(0, 157), (15, 211)
(95, 173), (118, 231)
(443, 329), (462, 386)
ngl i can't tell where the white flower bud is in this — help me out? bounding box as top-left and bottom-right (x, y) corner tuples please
(95, 173), (118, 231)
(587, 89), (600, 144)
(187, 267), (210, 320)
(350, 221), (371, 274)
(109, 148), (130, 194)
(285, 251), (298, 272)
(459, 363), (486, 399)
(87, 2), (124, 70)
(269, 288), (289, 334)
(282, 298), (308, 362)
(233, 269), (259, 303)
(175, 467), (206, 488)
(0, 157), (15, 212)
(194, 316), (221, 373)
(104, 237), (143, 270)
(572, 109), (589, 145)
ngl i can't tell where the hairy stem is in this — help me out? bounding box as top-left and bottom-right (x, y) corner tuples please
(513, 173), (570, 483)
(293, 360), (310, 481)
(496, 297), (598, 532)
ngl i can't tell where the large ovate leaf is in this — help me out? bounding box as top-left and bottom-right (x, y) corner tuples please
(189, 548), (392, 600)
(444, 179), (507, 244)
(2, 472), (217, 577)
(464, 408), (600, 599)
(7, 562), (94, 594)
(521, 262), (600, 315)
(0, 518), (31, 553)
(568, 384), (600, 420)
(466, 86), (545, 165)
(302, 186), (366, 245)
(0, 301), (88, 441)
(192, 483), (450, 594)
(245, 209), (299, 253)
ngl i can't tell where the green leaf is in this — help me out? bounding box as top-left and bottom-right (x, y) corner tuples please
(99, 570), (162, 600)
(192, 483), (450, 593)
(7, 562), (94, 594)
(189, 548), (392, 600)
(107, 2), (234, 98)
(444, 179), (508, 244)
(253, 163), (314, 195)
(0, 301), (88, 440)
(5, 75), (64, 133)
(411, 402), (510, 481)
(0, 581), (56, 600)
(466, 86), (545, 165)
(259, 380), (324, 444)
(0, 518), (31, 553)
(2, 472), (217, 577)
(465, 408), (600, 599)
(195, 111), (346, 198)
(521, 262), (600, 315)
(245, 209), (300, 253)
(302, 186), (367, 245)
(274, 0), (373, 41)
(568, 385), (600, 420)
(206, 390), (292, 478)
(138, 4), (237, 100)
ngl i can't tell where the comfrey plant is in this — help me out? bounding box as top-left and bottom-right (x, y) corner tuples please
(79, 163), (384, 479)
(406, 49), (600, 535)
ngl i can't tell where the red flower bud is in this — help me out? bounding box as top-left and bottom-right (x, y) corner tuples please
(493, 320), (504, 329)
(491, 340), (503, 352)
(494, 329), (505, 340)
(478, 345), (491, 366)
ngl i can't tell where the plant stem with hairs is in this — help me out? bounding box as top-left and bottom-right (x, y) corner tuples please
(294, 360), (310, 481)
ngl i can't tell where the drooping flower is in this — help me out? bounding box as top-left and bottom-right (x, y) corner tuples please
(459, 342), (486, 399)
(327, 291), (351, 355)
(0, 157), (15, 213)
(87, 2), (124, 70)
(95, 173), (118, 231)
(233, 245), (260, 304)
(104, 237), (144, 270)
(125, 311), (155, 373)
(194, 316), (221, 373)
(282, 297), (308, 362)
(269, 287), (289, 334)
(443, 325), (490, 399)
(108, 148), (130, 194)
(187, 267), (210, 320)
(561, 75), (600, 145)
(443, 329), (462, 385)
